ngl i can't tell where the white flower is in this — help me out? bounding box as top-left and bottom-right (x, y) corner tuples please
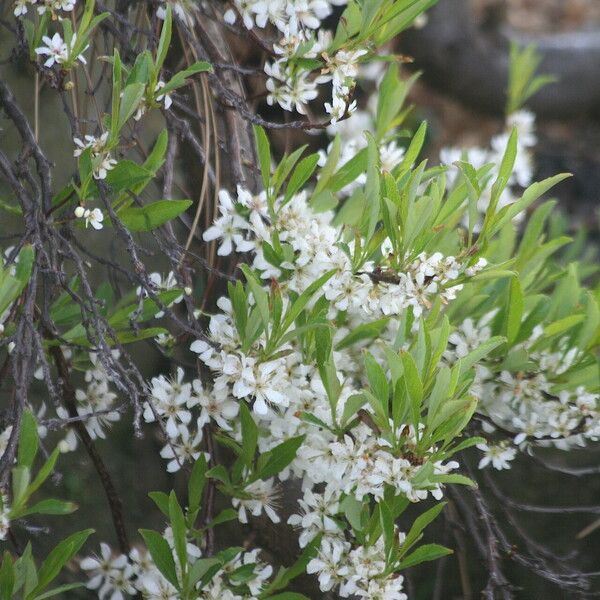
(233, 359), (288, 415)
(73, 132), (116, 179)
(476, 441), (517, 470)
(75, 378), (120, 439)
(306, 538), (350, 592)
(193, 379), (239, 430)
(202, 190), (253, 256)
(35, 33), (68, 68)
(157, 0), (195, 26)
(223, 8), (236, 24)
(232, 477), (281, 524)
(81, 543), (134, 599)
(35, 31), (86, 67)
(142, 575), (178, 600)
(159, 421), (206, 472)
(155, 80), (173, 110)
(287, 0), (332, 29)
(0, 495), (10, 541)
(380, 141), (406, 171)
(13, 0), (29, 17)
(324, 94), (349, 124)
(253, 0), (286, 29)
(145, 368), (194, 438)
(36, 0), (77, 14)
(288, 486), (341, 547)
(74, 206), (104, 230)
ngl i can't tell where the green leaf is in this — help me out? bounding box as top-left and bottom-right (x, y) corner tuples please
(14, 499), (77, 519)
(18, 411), (38, 469)
(239, 265), (270, 337)
(26, 448), (59, 500)
(458, 336), (505, 379)
(376, 67), (417, 139)
(118, 83), (145, 130)
(284, 154), (319, 204)
(504, 277), (524, 344)
(256, 435), (305, 480)
(430, 473), (476, 487)
(27, 529), (94, 599)
(254, 126), (271, 190)
(482, 128), (518, 236)
(11, 467), (30, 507)
(240, 403), (258, 468)
(544, 314), (585, 338)
(139, 529), (179, 589)
(364, 352), (389, 414)
(110, 49), (122, 139)
(263, 535), (322, 594)
(335, 318), (390, 350)
(206, 508), (238, 528)
(401, 351), (423, 427)
(155, 5), (172, 71)
(159, 61), (212, 97)
(315, 136), (341, 193)
(0, 245), (34, 316)
(490, 173), (571, 236)
(188, 558), (221, 588)
(143, 129), (169, 174)
(188, 455), (208, 515)
(363, 133), (381, 241)
(14, 544), (37, 598)
(398, 120), (426, 173)
(104, 160), (153, 193)
(329, 148), (368, 192)
(398, 544), (452, 569)
(168, 492), (188, 573)
(280, 270), (335, 335)
(117, 200), (192, 231)
(400, 503), (446, 556)
(315, 326), (341, 414)
(148, 491), (170, 517)
(0, 552), (14, 600)
(379, 501), (395, 565)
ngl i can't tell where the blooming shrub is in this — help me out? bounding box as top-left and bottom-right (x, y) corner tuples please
(0, 0), (598, 598)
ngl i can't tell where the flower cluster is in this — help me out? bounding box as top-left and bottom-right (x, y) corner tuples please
(81, 538), (274, 600)
(144, 366), (238, 472)
(306, 536), (408, 599)
(202, 186), (486, 318)
(133, 81), (173, 121)
(74, 206), (104, 229)
(222, 1), (368, 121)
(14, 0), (76, 17)
(447, 314), (600, 467)
(55, 352), (122, 453)
(73, 132), (117, 180)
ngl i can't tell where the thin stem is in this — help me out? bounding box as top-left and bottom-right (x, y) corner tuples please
(34, 72), (39, 142)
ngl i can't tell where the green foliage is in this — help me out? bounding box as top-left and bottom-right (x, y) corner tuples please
(507, 43), (557, 114)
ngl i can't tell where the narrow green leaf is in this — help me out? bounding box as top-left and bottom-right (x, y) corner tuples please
(139, 529), (179, 589)
(117, 200), (192, 232)
(17, 411), (38, 469)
